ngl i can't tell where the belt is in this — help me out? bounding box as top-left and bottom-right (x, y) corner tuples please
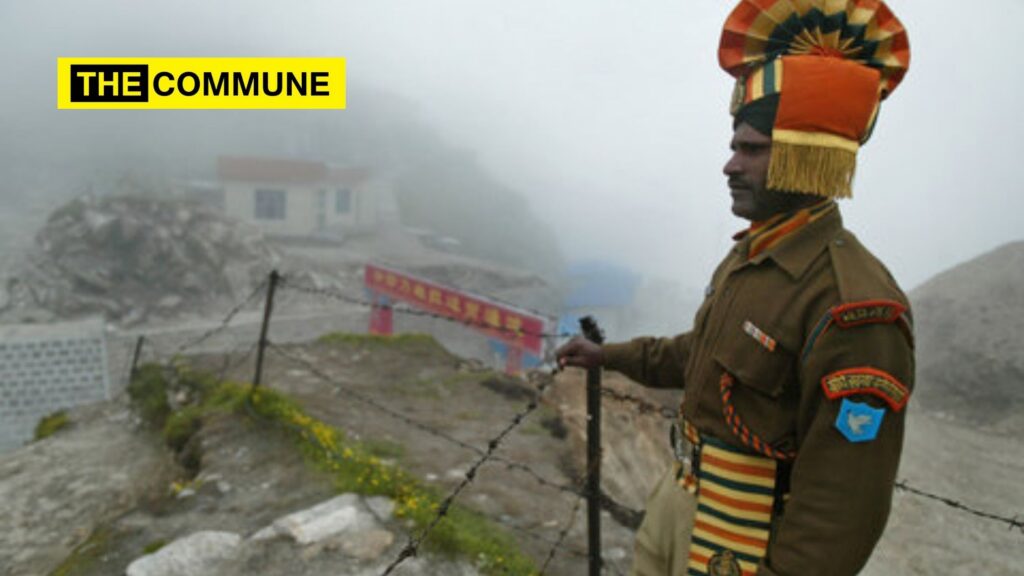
(670, 419), (791, 576)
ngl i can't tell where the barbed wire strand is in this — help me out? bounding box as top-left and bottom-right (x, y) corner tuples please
(267, 342), (524, 455)
(378, 370), (555, 575)
(894, 480), (1024, 533)
(598, 386), (677, 420)
(234, 360), (619, 572)
(266, 342), (647, 528)
(217, 340), (262, 385)
(170, 279), (268, 358)
(539, 475), (589, 574)
(267, 340), (568, 489)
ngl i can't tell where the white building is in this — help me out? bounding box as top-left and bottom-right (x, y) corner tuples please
(218, 156), (379, 240)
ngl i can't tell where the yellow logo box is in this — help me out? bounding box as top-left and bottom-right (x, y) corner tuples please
(57, 57), (346, 109)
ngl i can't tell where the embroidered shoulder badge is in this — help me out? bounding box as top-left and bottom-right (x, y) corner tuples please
(836, 398), (885, 442)
(830, 299), (907, 329)
(822, 367), (910, 412)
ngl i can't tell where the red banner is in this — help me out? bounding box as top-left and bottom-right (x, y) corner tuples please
(364, 264), (547, 355)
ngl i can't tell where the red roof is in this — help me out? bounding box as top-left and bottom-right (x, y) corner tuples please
(218, 156), (327, 184)
(217, 156), (371, 186)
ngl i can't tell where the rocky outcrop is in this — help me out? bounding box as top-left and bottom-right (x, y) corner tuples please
(1, 195), (278, 326)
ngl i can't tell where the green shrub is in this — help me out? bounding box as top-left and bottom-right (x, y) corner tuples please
(127, 363), (171, 426)
(162, 406), (203, 452)
(34, 411), (69, 440)
(172, 364), (219, 399)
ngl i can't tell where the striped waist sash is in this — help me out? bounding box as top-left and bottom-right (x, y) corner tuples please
(675, 424), (782, 576)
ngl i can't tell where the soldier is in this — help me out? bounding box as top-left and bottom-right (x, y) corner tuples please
(556, 2), (914, 575)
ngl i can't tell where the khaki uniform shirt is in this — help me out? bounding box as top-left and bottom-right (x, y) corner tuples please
(603, 208), (915, 576)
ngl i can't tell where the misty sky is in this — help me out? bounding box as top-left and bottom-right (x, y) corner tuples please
(2, 0), (1021, 293)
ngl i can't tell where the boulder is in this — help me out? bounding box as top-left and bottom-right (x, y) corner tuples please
(126, 531), (242, 576)
(252, 494), (394, 548)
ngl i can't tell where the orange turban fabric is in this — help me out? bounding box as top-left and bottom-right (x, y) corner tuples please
(720, 1), (911, 199)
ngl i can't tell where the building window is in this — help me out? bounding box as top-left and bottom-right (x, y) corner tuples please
(254, 189), (286, 220)
(335, 188), (351, 214)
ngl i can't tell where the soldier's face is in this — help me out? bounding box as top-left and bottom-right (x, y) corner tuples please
(724, 123), (811, 221)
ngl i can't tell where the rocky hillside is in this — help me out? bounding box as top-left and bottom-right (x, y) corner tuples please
(909, 240), (1024, 429)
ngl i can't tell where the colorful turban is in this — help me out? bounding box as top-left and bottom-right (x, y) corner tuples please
(720, 1), (911, 199)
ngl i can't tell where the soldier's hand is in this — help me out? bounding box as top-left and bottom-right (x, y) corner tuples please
(555, 336), (604, 370)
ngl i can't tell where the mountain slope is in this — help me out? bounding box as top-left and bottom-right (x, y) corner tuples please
(909, 240), (1024, 428)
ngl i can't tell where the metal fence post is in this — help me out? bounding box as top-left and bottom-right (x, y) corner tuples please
(580, 315), (605, 576)
(127, 335), (145, 385)
(252, 270), (280, 390)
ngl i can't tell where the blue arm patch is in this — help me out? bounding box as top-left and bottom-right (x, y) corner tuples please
(835, 398), (885, 443)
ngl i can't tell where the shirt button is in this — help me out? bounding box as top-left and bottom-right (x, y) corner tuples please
(835, 239), (846, 246)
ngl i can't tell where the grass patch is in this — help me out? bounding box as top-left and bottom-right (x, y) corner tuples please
(34, 410), (69, 440)
(141, 539), (167, 555)
(363, 437), (406, 460)
(47, 525), (115, 576)
(442, 371), (503, 390)
(317, 332), (439, 348)
(162, 406), (203, 452)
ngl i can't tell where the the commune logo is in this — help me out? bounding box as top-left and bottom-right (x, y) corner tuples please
(57, 57), (346, 109)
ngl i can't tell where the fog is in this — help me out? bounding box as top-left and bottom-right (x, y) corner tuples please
(2, 0), (1021, 294)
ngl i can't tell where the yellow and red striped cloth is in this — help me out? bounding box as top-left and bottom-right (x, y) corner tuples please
(746, 200), (835, 260)
(688, 436), (779, 576)
(719, 0), (911, 101)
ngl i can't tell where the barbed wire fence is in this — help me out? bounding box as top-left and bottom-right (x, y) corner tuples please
(116, 271), (630, 573)
(116, 268), (1023, 575)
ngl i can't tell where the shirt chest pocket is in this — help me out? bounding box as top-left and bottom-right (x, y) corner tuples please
(711, 320), (799, 448)
(712, 320), (796, 398)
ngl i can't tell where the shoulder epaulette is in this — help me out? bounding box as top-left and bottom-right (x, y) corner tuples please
(801, 299), (914, 362)
(831, 299), (906, 329)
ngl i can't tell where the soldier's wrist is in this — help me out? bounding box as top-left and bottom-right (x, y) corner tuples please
(600, 342), (633, 370)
